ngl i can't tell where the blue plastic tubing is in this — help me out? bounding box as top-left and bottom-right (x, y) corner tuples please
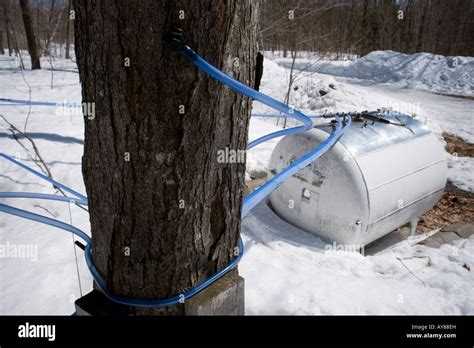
(180, 46), (314, 150)
(251, 113), (321, 118)
(0, 153), (87, 201)
(243, 116), (349, 216)
(0, 98), (81, 107)
(178, 45), (350, 217)
(0, 46), (350, 307)
(0, 199), (244, 307)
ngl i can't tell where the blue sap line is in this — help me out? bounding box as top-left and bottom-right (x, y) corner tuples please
(0, 44), (350, 308)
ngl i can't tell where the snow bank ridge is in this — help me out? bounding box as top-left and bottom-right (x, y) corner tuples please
(316, 51), (474, 96)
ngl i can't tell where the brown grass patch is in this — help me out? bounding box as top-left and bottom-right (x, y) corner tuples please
(418, 182), (474, 233)
(443, 132), (474, 157)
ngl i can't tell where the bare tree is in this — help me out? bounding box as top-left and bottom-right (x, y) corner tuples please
(3, 0), (473, 62)
(0, 29), (4, 54)
(65, 0), (71, 59)
(19, 0), (40, 69)
(2, 0), (13, 56)
(259, 0), (474, 57)
(74, 0), (259, 315)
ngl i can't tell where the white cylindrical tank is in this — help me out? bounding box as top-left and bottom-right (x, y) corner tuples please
(268, 112), (447, 246)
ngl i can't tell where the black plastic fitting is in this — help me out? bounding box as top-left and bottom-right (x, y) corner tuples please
(165, 24), (186, 50)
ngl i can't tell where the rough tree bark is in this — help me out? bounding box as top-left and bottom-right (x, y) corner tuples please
(3, 1), (12, 56)
(65, 0), (71, 59)
(0, 30), (4, 55)
(74, 0), (259, 315)
(19, 0), (41, 69)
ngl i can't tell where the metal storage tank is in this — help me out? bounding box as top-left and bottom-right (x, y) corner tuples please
(268, 112), (447, 246)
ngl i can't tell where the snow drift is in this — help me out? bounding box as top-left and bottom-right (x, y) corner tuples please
(276, 51), (474, 96)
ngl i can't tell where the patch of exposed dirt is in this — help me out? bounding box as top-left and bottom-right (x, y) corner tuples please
(434, 92), (474, 100)
(244, 177), (266, 196)
(418, 182), (474, 233)
(417, 131), (474, 232)
(443, 132), (474, 157)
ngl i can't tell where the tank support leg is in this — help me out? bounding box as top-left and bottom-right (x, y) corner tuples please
(409, 218), (419, 236)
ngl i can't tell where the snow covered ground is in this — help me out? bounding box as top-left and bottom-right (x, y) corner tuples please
(243, 203), (474, 314)
(0, 51), (473, 315)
